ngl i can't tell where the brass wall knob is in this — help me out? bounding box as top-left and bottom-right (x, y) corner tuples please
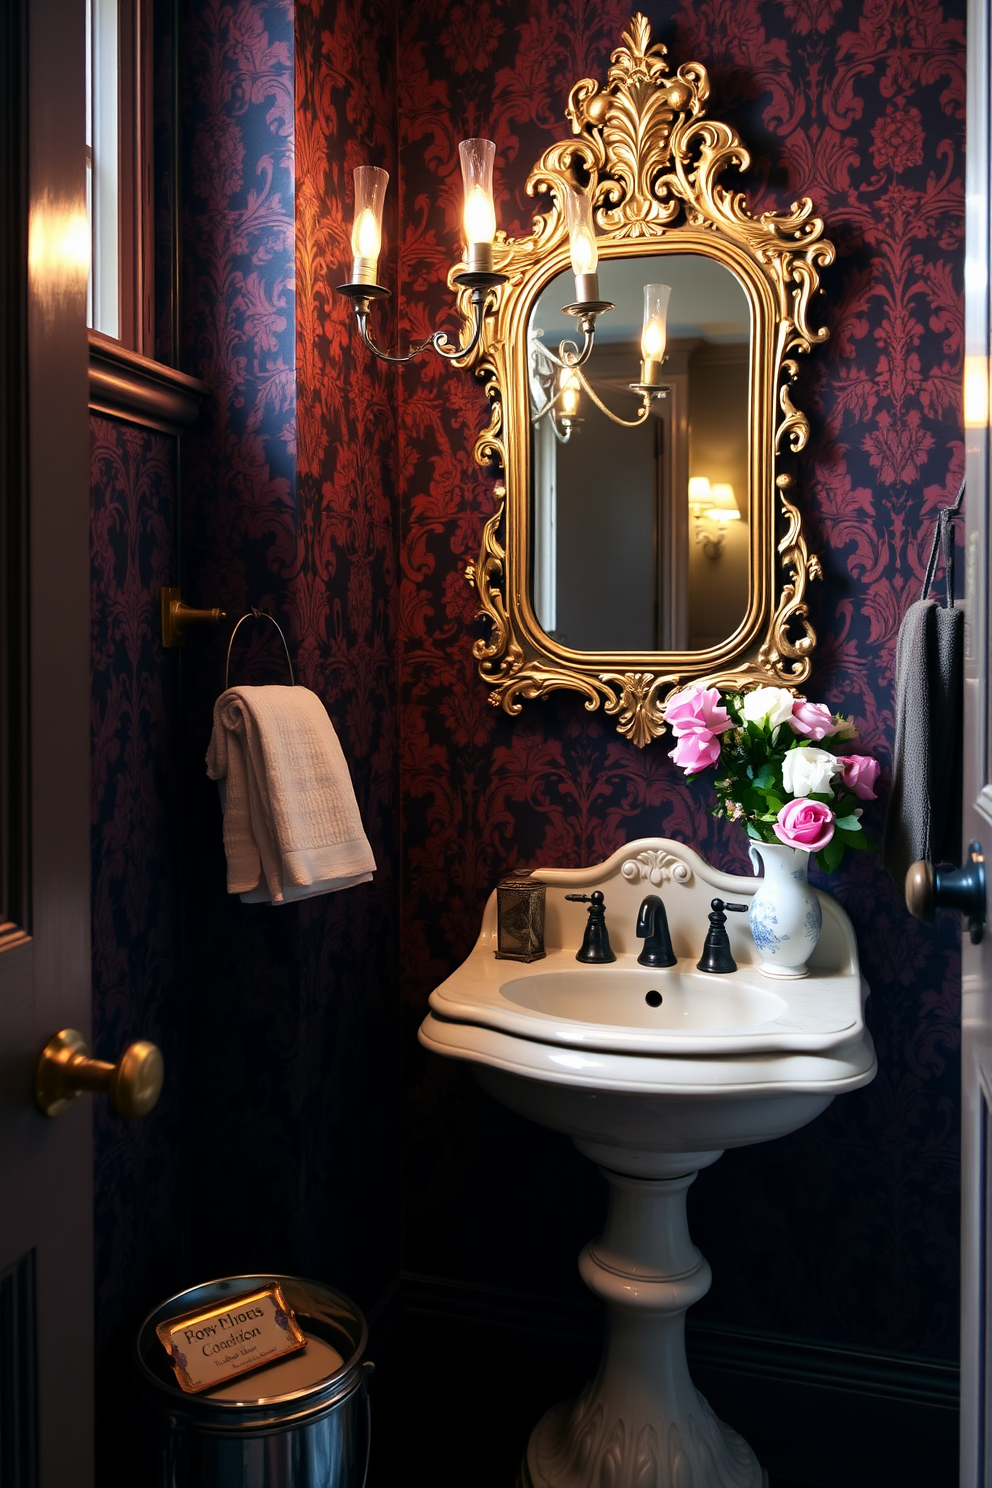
(35, 1029), (164, 1119)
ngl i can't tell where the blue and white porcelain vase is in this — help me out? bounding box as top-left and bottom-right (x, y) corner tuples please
(747, 841), (822, 979)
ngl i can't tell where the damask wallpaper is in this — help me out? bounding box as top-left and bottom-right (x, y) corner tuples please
(176, 0), (401, 1306)
(88, 2), (964, 1479)
(90, 417), (184, 1470)
(392, 0), (964, 1362)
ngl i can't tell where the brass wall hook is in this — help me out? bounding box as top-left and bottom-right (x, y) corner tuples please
(161, 586), (226, 649)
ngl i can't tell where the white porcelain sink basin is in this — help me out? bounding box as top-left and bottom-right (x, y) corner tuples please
(435, 945), (865, 1057)
(419, 837), (876, 1488)
(501, 964), (787, 1032)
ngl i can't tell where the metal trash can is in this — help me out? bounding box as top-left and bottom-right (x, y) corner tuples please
(137, 1274), (372, 1488)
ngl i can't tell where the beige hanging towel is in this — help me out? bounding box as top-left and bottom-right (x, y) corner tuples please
(206, 685), (375, 905)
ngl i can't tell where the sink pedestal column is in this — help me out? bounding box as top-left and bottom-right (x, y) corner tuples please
(523, 1166), (764, 1488)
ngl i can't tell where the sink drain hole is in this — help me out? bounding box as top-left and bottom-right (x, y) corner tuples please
(645, 990), (663, 1008)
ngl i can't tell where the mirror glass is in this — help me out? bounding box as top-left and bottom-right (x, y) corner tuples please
(528, 253), (751, 653)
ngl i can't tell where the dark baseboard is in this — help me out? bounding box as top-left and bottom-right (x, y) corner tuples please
(365, 1272), (958, 1488)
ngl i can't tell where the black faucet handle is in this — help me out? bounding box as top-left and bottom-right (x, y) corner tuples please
(565, 891), (615, 963)
(697, 899), (747, 975)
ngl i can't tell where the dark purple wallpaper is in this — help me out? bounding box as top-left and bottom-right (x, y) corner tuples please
(394, 0), (964, 1362)
(89, 414), (184, 1474)
(90, 2), (400, 1481)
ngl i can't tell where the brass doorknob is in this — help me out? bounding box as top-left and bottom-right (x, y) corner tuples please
(35, 1029), (164, 1119)
(906, 840), (986, 944)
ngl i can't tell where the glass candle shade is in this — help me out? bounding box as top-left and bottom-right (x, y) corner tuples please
(496, 877), (547, 962)
(640, 282), (672, 383)
(564, 181), (599, 304)
(350, 166), (388, 286)
(459, 138), (497, 273)
(559, 366), (581, 419)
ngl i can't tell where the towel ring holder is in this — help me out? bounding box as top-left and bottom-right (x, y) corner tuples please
(225, 610), (295, 690)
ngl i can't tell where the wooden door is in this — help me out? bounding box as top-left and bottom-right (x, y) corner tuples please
(961, 0), (992, 1479)
(0, 0), (95, 1481)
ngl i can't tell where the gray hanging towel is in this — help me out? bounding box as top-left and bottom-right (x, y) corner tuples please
(882, 486), (964, 890)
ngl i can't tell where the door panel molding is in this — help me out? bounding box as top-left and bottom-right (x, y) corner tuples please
(0, 0), (95, 1481)
(0, 0), (29, 940)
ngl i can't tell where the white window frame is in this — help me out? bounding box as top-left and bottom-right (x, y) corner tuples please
(86, 0), (154, 353)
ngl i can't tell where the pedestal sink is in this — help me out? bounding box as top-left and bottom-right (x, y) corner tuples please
(419, 839), (875, 1488)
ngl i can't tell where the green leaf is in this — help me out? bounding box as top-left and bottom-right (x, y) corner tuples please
(752, 764), (776, 790)
(816, 838), (845, 874)
(746, 822), (762, 841)
(834, 815), (863, 833)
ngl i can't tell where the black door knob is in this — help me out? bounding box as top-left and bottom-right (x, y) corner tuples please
(905, 840), (986, 944)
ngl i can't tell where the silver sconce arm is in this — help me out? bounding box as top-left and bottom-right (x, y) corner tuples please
(567, 362), (668, 428)
(533, 319), (600, 375)
(337, 271), (507, 365)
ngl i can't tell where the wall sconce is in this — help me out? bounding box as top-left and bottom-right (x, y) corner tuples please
(522, 177), (617, 384)
(337, 147), (508, 364)
(338, 145), (670, 402)
(689, 478), (741, 558)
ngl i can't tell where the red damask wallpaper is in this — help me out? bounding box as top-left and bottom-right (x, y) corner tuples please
(176, 0), (402, 1315)
(390, 0), (964, 1360)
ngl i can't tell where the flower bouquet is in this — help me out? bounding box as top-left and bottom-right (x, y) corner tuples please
(664, 684), (879, 873)
(663, 684), (880, 976)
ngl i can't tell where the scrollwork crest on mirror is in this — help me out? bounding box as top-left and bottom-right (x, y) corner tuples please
(457, 14), (834, 747)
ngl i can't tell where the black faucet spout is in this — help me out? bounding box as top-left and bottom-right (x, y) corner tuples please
(636, 895), (677, 967)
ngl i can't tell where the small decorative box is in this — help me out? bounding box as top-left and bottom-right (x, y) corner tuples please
(496, 876), (547, 962)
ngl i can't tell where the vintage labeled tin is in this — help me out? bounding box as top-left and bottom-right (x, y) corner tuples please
(156, 1281), (307, 1394)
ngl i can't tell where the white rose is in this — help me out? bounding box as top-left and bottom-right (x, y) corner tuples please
(741, 686), (795, 728)
(782, 746), (841, 799)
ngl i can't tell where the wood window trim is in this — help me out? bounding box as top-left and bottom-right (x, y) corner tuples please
(88, 330), (208, 434)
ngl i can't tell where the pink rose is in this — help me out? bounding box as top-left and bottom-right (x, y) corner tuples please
(773, 797), (835, 852)
(789, 699), (842, 740)
(669, 730), (722, 774)
(836, 754), (880, 800)
(664, 687), (733, 739)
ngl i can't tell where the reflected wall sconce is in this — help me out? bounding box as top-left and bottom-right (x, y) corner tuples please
(555, 368), (584, 441)
(689, 478), (741, 558)
(531, 280), (671, 438)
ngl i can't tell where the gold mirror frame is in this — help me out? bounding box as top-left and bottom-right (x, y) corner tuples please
(458, 14), (834, 747)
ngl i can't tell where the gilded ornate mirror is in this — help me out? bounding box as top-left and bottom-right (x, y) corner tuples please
(458, 14), (833, 746)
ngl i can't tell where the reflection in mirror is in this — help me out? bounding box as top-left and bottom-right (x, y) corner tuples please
(529, 254), (751, 653)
